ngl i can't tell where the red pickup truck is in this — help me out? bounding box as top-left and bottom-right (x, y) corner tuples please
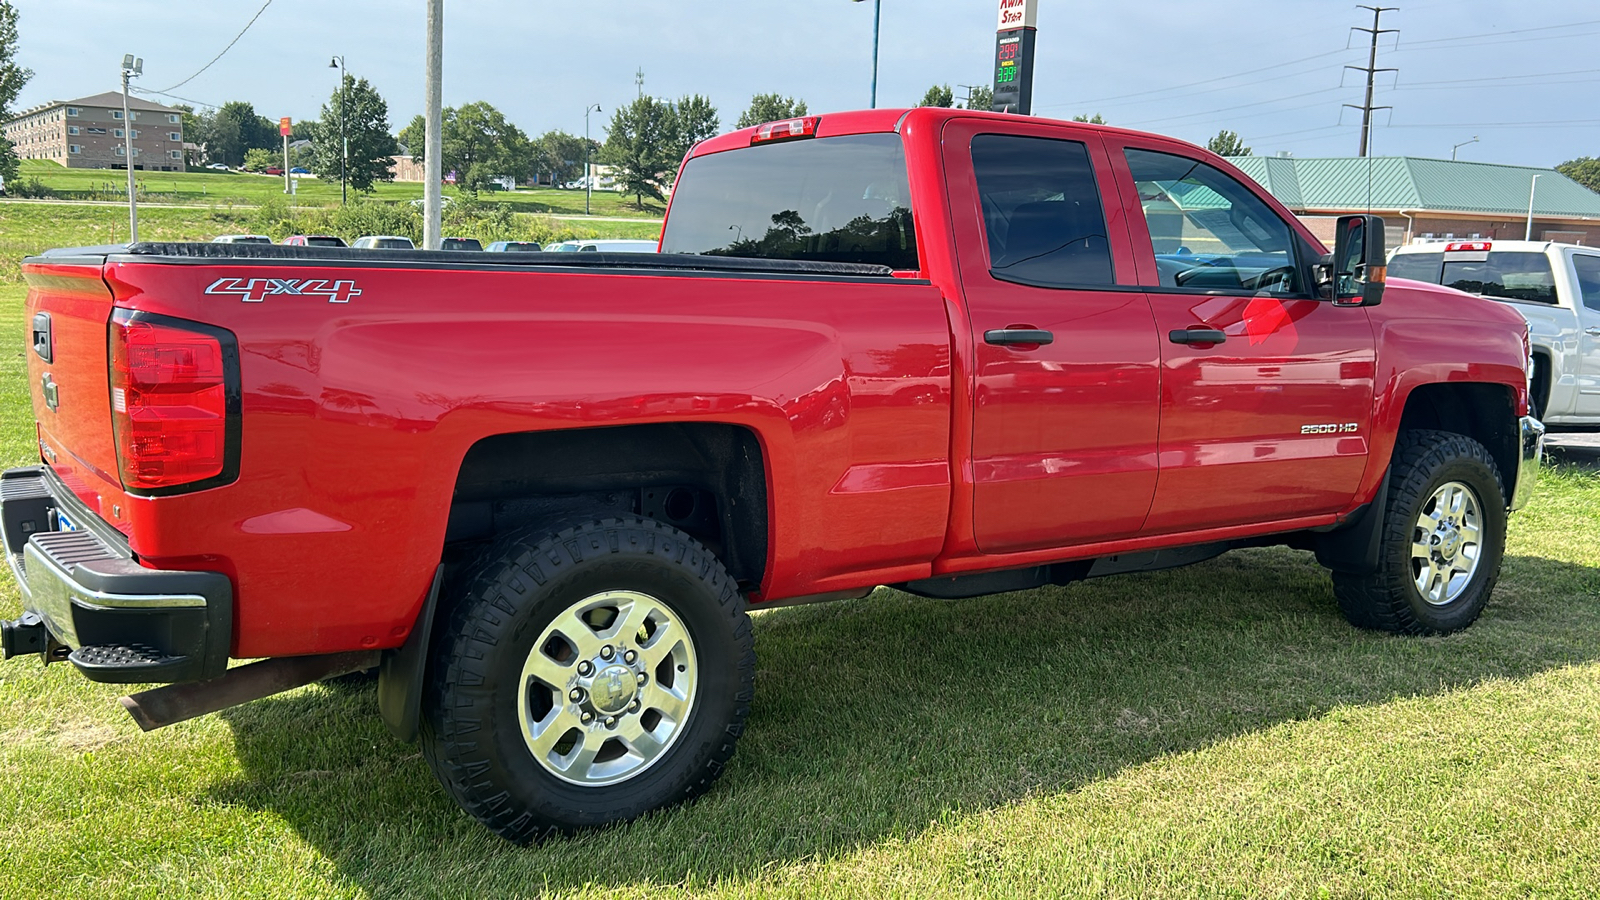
(2, 108), (1543, 842)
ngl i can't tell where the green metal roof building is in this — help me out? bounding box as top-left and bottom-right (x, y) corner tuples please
(1227, 156), (1600, 247)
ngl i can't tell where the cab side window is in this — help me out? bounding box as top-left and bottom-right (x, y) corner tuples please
(971, 134), (1115, 288)
(1574, 255), (1600, 312)
(1124, 148), (1300, 295)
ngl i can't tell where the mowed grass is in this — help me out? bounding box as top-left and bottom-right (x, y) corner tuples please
(0, 276), (1598, 897)
(17, 159), (666, 218)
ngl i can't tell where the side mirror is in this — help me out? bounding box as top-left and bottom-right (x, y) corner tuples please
(1330, 214), (1386, 307)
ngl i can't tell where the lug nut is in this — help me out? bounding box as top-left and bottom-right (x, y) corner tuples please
(623, 649), (637, 664)
(577, 661), (593, 676)
(636, 672), (648, 685)
(601, 645), (614, 660)
(604, 716), (617, 729)
(581, 711), (594, 724)
(628, 699), (641, 713)
(569, 688), (585, 703)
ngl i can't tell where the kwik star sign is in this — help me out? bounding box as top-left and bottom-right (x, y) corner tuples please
(992, 0), (1038, 114)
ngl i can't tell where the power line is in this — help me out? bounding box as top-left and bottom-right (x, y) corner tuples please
(1396, 17), (1600, 48)
(1040, 47), (1353, 110)
(151, 0), (273, 94)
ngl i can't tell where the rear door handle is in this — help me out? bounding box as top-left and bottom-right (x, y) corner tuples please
(1586, 327), (1600, 337)
(1168, 328), (1228, 345)
(984, 328), (1054, 346)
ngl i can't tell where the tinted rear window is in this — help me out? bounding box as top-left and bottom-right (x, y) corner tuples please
(661, 133), (918, 269)
(1389, 252), (1442, 282)
(1391, 250), (1558, 304)
(305, 236), (345, 247)
(1444, 251), (1557, 303)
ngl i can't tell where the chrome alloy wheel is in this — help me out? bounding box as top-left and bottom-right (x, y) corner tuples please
(517, 590), (698, 786)
(1410, 480), (1484, 606)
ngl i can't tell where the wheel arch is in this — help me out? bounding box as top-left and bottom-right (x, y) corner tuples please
(1395, 382), (1519, 496)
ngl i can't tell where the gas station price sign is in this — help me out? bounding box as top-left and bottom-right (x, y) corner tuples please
(991, 0), (1038, 114)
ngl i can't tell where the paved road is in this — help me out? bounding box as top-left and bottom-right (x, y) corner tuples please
(1545, 432), (1600, 469)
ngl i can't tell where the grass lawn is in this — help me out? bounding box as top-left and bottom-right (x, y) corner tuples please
(0, 276), (1598, 897)
(15, 159), (666, 219)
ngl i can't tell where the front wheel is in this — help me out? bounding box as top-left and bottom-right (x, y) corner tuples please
(420, 517), (755, 843)
(1332, 430), (1507, 635)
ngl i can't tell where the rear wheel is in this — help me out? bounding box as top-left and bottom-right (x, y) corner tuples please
(1332, 430), (1507, 635)
(420, 517), (754, 843)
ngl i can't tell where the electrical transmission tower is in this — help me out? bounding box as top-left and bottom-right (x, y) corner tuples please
(1345, 5), (1398, 157)
(635, 68), (645, 98)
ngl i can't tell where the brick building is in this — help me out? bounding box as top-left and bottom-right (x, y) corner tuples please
(4, 92), (186, 172)
(1228, 156), (1600, 248)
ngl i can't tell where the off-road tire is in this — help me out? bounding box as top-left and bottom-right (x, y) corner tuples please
(419, 516), (755, 843)
(1332, 429), (1507, 635)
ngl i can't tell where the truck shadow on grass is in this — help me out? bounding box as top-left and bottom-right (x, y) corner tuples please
(213, 547), (1600, 895)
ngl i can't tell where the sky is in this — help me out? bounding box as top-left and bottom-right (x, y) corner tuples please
(10, 0), (1599, 168)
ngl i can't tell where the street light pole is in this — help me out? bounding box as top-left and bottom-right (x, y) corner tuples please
(1525, 173), (1543, 241)
(1451, 136), (1478, 161)
(584, 103), (601, 216)
(423, 0), (443, 251)
(329, 55), (347, 205)
(851, 0), (881, 108)
(119, 54), (142, 244)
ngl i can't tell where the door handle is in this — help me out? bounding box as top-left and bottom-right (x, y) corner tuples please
(984, 328), (1054, 346)
(1168, 328), (1228, 345)
(1586, 327), (1600, 337)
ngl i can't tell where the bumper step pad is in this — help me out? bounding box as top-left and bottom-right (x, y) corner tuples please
(69, 643), (191, 681)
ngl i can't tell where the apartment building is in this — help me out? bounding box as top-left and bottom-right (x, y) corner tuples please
(4, 91), (186, 172)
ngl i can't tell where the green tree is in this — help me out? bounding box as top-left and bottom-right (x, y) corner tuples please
(531, 130), (590, 186)
(964, 85), (994, 110)
(1207, 130), (1251, 157)
(0, 1), (31, 184)
(1072, 113), (1107, 124)
(1557, 157), (1600, 194)
(242, 147), (278, 172)
(397, 113), (424, 158)
(667, 94), (719, 176)
(445, 101), (530, 192)
(206, 101), (276, 167)
(918, 84), (955, 108)
(308, 75), (397, 192)
(736, 93), (807, 129)
(600, 95), (677, 207)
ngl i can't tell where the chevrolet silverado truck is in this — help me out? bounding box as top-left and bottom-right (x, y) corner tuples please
(0, 108), (1543, 843)
(1389, 240), (1600, 428)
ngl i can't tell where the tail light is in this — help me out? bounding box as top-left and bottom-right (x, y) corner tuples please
(109, 310), (241, 495)
(751, 116), (820, 145)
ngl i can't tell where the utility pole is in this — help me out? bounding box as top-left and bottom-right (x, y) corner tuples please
(851, 0), (882, 108)
(329, 55), (348, 204)
(958, 84), (983, 109)
(1344, 5), (1398, 158)
(635, 68), (644, 99)
(423, 0), (443, 250)
(120, 54), (142, 244)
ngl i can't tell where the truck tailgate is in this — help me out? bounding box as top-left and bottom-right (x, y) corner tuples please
(24, 256), (123, 525)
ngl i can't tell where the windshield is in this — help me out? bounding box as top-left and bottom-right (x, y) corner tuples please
(661, 133), (918, 269)
(1390, 250), (1558, 304)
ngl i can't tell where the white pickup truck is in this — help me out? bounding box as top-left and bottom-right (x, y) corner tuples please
(1390, 240), (1600, 428)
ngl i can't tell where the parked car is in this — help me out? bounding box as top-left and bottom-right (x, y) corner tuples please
(440, 237), (483, 252)
(1390, 240), (1600, 425)
(289, 167), (310, 175)
(485, 241), (543, 252)
(543, 241), (579, 252)
(350, 235), (416, 250)
(264, 167), (283, 176)
(6, 107), (1543, 845)
(283, 235), (348, 248)
(205, 163), (229, 171)
(208, 234), (271, 244)
(574, 240), (658, 253)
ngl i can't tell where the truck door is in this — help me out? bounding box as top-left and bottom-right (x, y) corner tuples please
(1571, 252), (1600, 417)
(942, 119), (1161, 554)
(1107, 139), (1377, 534)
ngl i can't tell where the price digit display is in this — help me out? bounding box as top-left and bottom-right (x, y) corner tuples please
(991, 28), (1035, 114)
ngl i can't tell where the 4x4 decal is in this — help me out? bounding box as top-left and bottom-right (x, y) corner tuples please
(204, 277), (363, 304)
